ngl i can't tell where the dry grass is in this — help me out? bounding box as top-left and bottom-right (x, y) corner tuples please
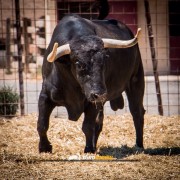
(0, 113), (179, 179)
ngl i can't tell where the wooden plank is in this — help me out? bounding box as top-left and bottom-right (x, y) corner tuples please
(144, 0), (163, 115)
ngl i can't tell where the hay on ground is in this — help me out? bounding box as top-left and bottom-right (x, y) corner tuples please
(0, 113), (179, 179)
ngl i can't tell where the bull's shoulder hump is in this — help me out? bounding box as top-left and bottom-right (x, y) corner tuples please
(52, 15), (96, 42)
(61, 14), (82, 21)
(54, 15), (86, 32)
(60, 14), (92, 26)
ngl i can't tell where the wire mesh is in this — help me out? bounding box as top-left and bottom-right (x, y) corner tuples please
(0, 0), (179, 117)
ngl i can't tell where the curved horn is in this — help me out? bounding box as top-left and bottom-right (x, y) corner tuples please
(47, 43), (71, 62)
(102, 28), (141, 48)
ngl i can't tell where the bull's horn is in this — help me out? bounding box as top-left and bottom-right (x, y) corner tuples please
(102, 28), (141, 48)
(47, 43), (71, 62)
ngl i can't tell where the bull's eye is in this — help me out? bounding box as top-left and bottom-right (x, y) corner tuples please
(75, 61), (86, 70)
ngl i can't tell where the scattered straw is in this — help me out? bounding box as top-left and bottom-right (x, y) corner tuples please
(0, 113), (179, 179)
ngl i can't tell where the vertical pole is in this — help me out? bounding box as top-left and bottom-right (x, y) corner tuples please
(6, 18), (11, 74)
(45, 0), (51, 48)
(23, 18), (30, 73)
(15, 0), (25, 115)
(144, 0), (163, 115)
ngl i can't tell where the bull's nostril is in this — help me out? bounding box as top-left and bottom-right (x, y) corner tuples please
(90, 93), (99, 100)
(90, 93), (107, 102)
(94, 94), (99, 99)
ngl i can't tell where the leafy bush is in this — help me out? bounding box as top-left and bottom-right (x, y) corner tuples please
(0, 86), (19, 116)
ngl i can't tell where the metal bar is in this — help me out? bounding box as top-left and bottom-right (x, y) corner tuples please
(23, 18), (30, 73)
(6, 18), (11, 74)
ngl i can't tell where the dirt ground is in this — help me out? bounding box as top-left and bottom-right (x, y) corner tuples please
(0, 113), (179, 179)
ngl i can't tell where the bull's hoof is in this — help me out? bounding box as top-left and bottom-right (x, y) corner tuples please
(39, 143), (52, 153)
(135, 143), (144, 149)
(134, 144), (144, 153)
(84, 146), (96, 154)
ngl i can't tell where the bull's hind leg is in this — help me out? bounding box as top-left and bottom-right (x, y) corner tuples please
(82, 103), (104, 153)
(37, 92), (55, 153)
(126, 85), (145, 148)
(125, 67), (145, 148)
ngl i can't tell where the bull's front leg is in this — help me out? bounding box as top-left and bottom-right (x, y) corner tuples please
(37, 91), (55, 153)
(82, 103), (104, 153)
(94, 110), (104, 148)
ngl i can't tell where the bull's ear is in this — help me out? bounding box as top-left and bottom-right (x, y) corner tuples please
(47, 43), (71, 62)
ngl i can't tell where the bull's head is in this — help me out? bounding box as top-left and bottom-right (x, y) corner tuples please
(47, 28), (141, 104)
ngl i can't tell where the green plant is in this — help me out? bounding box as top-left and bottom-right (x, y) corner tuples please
(0, 86), (19, 116)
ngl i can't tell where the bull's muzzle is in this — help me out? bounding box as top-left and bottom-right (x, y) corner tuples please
(89, 92), (107, 103)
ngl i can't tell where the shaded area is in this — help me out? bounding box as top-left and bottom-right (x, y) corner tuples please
(1, 146), (180, 164)
(99, 145), (180, 159)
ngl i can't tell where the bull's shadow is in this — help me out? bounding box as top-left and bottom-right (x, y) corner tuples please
(98, 145), (180, 159)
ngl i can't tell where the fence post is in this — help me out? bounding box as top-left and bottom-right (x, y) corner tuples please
(6, 18), (11, 74)
(144, 0), (163, 115)
(23, 18), (30, 73)
(15, 0), (25, 115)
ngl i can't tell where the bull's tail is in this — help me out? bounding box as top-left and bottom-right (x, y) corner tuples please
(92, 0), (109, 20)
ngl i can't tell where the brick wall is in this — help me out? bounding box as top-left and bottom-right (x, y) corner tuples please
(107, 1), (137, 34)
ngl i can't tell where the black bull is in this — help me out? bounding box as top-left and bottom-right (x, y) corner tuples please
(37, 14), (145, 153)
